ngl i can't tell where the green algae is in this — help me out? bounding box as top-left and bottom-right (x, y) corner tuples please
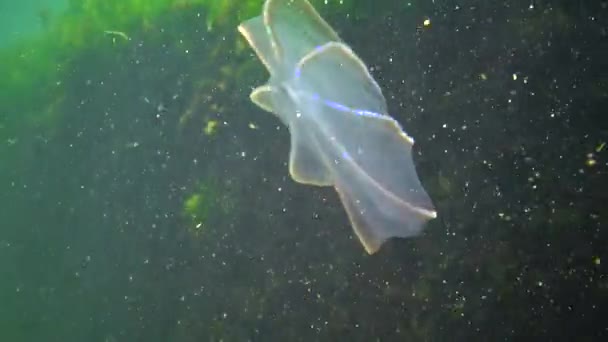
(183, 181), (218, 236)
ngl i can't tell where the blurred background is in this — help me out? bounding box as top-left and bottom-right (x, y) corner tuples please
(0, 0), (606, 340)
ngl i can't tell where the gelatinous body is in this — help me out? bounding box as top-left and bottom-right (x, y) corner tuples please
(239, 0), (437, 253)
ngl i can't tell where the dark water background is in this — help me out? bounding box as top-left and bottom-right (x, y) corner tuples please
(0, 0), (606, 341)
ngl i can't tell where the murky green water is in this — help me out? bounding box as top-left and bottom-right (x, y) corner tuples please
(1, 0), (606, 341)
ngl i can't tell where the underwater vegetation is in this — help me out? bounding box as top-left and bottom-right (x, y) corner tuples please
(183, 183), (214, 236)
(0, 0), (357, 142)
(1, 0), (605, 341)
(182, 179), (239, 238)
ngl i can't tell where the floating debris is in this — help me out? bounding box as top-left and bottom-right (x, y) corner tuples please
(585, 153), (596, 167)
(104, 30), (130, 44)
(204, 120), (219, 136)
